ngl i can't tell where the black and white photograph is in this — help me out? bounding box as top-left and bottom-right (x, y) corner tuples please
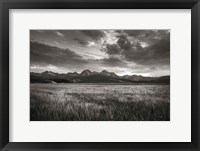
(30, 30), (170, 121)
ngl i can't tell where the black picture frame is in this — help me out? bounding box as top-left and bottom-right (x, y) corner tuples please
(0, 0), (199, 150)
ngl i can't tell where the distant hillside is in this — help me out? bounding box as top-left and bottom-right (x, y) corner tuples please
(30, 70), (170, 84)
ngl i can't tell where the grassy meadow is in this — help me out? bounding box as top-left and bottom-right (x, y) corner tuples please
(30, 84), (170, 121)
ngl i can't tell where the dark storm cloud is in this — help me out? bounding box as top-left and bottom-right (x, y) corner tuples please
(99, 57), (127, 67)
(102, 44), (121, 55)
(123, 30), (155, 38)
(30, 41), (87, 66)
(117, 30), (168, 40)
(81, 30), (105, 41)
(74, 38), (89, 45)
(117, 35), (133, 50)
(103, 30), (170, 66)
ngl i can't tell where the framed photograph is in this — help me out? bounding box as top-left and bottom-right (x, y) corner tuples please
(0, 0), (199, 150)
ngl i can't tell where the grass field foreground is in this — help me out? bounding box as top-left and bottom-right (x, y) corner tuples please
(30, 84), (170, 121)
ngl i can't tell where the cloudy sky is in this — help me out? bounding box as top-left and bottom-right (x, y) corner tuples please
(30, 30), (170, 76)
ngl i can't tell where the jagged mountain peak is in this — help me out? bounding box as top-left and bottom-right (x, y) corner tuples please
(81, 69), (92, 76)
(82, 69), (91, 72)
(100, 70), (117, 77)
(43, 70), (52, 73)
(101, 70), (108, 73)
(67, 72), (79, 76)
(42, 71), (57, 76)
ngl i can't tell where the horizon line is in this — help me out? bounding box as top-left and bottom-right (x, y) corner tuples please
(30, 70), (170, 78)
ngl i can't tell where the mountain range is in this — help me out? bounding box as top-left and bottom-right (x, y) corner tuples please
(30, 70), (170, 84)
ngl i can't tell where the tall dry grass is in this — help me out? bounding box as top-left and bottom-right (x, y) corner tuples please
(30, 84), (170, 121)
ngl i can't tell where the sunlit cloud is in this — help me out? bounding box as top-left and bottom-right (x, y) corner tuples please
(87, 41), (96, 47)
(140, 42), (149, 48)
(55, 31), (64, 37)
(103, 30), (118, 44)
